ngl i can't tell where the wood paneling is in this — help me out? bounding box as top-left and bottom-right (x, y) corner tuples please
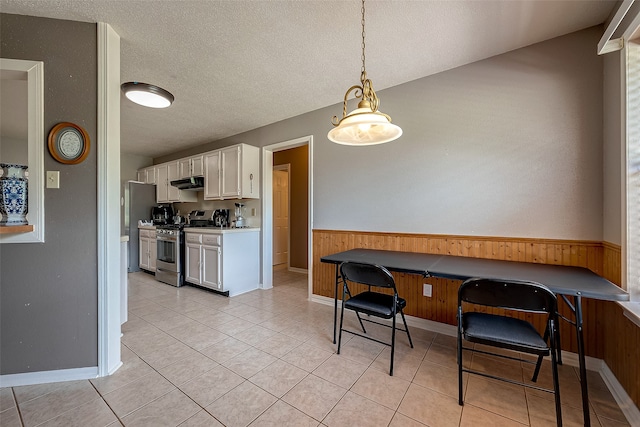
(313, 230), (639, 409)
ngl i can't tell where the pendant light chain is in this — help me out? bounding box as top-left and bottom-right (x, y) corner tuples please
(361, 0), (366, 77)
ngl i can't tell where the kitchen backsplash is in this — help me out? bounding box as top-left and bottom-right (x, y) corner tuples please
(173, 191), (261, 228)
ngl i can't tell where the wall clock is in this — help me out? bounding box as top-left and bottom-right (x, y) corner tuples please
(47, 122), (90, 164)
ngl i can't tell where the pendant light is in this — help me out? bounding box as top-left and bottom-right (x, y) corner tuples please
(121, 82), (174, 108)
(328, 0), (402, 145)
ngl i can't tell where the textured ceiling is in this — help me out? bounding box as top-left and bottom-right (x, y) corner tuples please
(0, 0), (617, 158)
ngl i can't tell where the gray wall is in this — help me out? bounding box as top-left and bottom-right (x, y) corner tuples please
(0, 14), (98, 375)
(603, 49), (623, 246)
(159, 26), (605, 241)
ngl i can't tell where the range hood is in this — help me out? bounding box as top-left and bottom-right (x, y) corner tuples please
(170, 176), (204, 191)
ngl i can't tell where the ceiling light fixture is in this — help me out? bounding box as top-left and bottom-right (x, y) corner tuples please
(121, 82), (174, 109)
(328, 0), (402, 146)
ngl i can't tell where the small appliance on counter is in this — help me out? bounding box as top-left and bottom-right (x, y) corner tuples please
(213, 209), (230, 227)
(234, 202), (248, 228)
(188, 210), (215, 227)
(152, 204), (174, 225)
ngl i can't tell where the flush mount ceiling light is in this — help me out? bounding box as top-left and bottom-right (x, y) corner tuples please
(121, 82), (174, 108)
(328, 0), (402, 146)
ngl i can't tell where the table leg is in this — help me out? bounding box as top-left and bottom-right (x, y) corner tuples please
(333, 264), (339, 344)
(574, 295), (590, 427)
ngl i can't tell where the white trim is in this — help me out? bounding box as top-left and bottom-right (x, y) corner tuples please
(601, 362), (640, 426)
(0, 367), (99, 388)
(0, 58), (45, 243)
(598, 0), (634, 55)
(261, 136), (313, 297)
(97, 22), (121, 378)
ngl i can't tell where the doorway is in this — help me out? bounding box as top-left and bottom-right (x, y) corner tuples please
(272, 165), (290, 267)
(261, 135), (313, 296)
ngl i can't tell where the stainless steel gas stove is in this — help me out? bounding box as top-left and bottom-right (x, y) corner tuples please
(155, 224), (185, 287)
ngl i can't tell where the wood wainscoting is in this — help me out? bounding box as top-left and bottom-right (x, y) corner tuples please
(312, 230), (639, 408)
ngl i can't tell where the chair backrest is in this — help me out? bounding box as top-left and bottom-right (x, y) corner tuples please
(340, 261), (396, 290)
(458, 278), (557, 314)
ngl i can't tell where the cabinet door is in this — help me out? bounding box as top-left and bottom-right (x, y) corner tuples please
(149, 238), (157, 271)
(204, 151), (221, 199)
(179, 159), (191, 179)
(145, 166), (156, 185)
(185, 243), (202, 285)
(167, 162), (181, 201)
(156, 164), (168, 203)
(139, 237), (149, 270)
(191, 155), (204, 177)
(221, 146), (241, 198)
(202, 245), (221, 290)
(137, 169), (146, 182)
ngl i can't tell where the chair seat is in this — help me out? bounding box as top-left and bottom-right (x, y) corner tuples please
(462, 312), (550, 356)
(344, 291), (407, 318)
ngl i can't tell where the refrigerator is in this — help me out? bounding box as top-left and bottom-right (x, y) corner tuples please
(123, 180), (157, 272)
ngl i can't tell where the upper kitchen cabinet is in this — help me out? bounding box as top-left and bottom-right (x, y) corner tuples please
(204, 151), (221, 199)
(156, 162), (197, 203)
(222, 144), (259, 199)
(137, 166), (156, 184)
(205, 144), (259, 200)
(179, 155), (204, 179)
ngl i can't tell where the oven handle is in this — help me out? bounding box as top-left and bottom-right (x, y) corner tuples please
(156, 235), (177, 242)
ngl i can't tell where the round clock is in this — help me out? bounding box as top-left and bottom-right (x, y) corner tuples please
(47, 122), (90, 164)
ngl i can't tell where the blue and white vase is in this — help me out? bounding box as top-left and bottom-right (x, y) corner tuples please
(0, 163), (28, 225)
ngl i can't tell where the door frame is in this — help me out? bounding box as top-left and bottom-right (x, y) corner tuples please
(272, 164), (291, 268)
(261, 135), (313, 297)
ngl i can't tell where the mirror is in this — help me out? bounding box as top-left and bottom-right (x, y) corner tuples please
(0, 58), (44, 243)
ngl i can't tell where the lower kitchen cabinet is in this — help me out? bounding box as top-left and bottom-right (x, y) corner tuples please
(139, 228), (157, 272)
(184, 228), (259, 296)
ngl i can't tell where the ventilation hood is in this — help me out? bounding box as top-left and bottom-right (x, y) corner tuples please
(170, 176), (204, 191)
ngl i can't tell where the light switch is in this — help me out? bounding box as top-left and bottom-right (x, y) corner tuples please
(46, 171), (60, 189)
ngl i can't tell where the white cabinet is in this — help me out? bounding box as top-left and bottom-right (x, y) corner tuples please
(180, 155), (204, 178)
(137, 166), (156, 184)
(184, 229), (259, 296)
(156, 162), (197, 203)
(205, 143), (260, 200)
(139, 229), (157, 272)
(167, 162), (181, 201)
(185, 232), (222, 291)
(204, 151), (221, 199)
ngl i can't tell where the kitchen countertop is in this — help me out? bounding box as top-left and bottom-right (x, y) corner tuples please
(184, 227), (260, 234)
(138, 224), (156, 230)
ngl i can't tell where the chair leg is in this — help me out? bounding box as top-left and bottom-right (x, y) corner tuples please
(457, 310), (464, 406)
(389, 312), (396, 376)
(532, 324), (551, 382)
(337, 286), (347, 355)
(549, 320), (563, 427)
(400, 310), (413, 348)
(355, 312), (367, 334)
(555, 312), (563, 365)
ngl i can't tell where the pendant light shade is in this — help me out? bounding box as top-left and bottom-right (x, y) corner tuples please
(121, 82), (174, 108)
(328, 0), (401, 146)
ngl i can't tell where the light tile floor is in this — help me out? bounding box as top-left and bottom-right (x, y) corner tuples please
(0, 269), (631, 427)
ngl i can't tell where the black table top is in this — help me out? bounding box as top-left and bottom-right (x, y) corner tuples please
(320, 248), (629, 301)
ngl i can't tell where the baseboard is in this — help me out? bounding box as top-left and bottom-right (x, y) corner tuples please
(288, 267), (308, 274)
(311, 292), (638, 425)
(0, 366), (99, 388)
(601, 362), (640, 425)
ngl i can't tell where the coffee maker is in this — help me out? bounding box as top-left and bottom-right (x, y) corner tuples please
(152, 204), (174, 225)
(212, 209), (230, 227)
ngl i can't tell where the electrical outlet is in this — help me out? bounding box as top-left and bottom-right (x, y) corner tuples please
(423, 283), (432, 297)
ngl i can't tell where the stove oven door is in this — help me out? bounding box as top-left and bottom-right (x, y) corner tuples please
(156, 233), (183, 286)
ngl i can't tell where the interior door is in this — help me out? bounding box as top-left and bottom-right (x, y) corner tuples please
(272, 167), (289, 266)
